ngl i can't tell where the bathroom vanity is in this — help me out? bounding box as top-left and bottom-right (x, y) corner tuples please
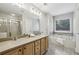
(0, 35), (48, 55)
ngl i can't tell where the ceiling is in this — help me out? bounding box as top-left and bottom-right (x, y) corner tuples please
(0, 3), (26, 15)
(0, 3), (78, 16)
(33, 3), (78, 16)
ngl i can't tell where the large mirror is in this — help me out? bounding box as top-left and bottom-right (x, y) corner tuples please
(0, 16), (22, 39)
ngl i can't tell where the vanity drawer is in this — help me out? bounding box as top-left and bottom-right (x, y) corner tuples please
(35, 40), (40, 46)
(4, 47), (23, 55)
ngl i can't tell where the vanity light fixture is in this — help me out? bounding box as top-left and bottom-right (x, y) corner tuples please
(31, 7), (41, 16)
(31, 7), (34, 13)
(34, 9), (38, 15)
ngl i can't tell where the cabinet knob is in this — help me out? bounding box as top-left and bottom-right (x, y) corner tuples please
(19, 49), (21, 52)
(24, 47), (26, 49)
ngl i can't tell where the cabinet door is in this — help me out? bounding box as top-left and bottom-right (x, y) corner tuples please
(35, 45), (40, 55)
(41, 38), (46, 54)
(23, 42), (34, 55)
(45, 37), (48, 50)
(18, 47), (23, 55)
(5, 47), (23, 55)
(34, 40), (40, 55)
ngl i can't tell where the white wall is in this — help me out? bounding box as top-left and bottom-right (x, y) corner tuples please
(53, 12), (73, 33)
(73, 4), (79, 53)
(39, 13), (48, 35)
(21, 12), (33, 34)
(21, 10), (49, 35)
(40, 13), (54, 35)
(73, 9), (79, 34)
(48, 15), (54, 35)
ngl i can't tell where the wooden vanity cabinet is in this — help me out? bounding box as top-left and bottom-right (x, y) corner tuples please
(5, 47), (23, 55)
(23, 42), (34, 55)
(2, 36), (48, 55)
(34, 40), (41, 55)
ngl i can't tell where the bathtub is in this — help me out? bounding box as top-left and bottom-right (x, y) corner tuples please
(56, 37), (65, 45)
(64, 39), (75, 50)
(50, 34), (76, 49)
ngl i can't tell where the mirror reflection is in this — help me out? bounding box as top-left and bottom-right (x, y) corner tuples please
(0, 13), (22, 39)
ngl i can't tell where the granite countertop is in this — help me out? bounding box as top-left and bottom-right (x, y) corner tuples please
(0, 35), (48, 54)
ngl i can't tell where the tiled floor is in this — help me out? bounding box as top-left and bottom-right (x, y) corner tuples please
(45, 37), (77, 55)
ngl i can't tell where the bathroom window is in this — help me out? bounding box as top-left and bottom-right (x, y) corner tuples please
(56, 19), (70, 31)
